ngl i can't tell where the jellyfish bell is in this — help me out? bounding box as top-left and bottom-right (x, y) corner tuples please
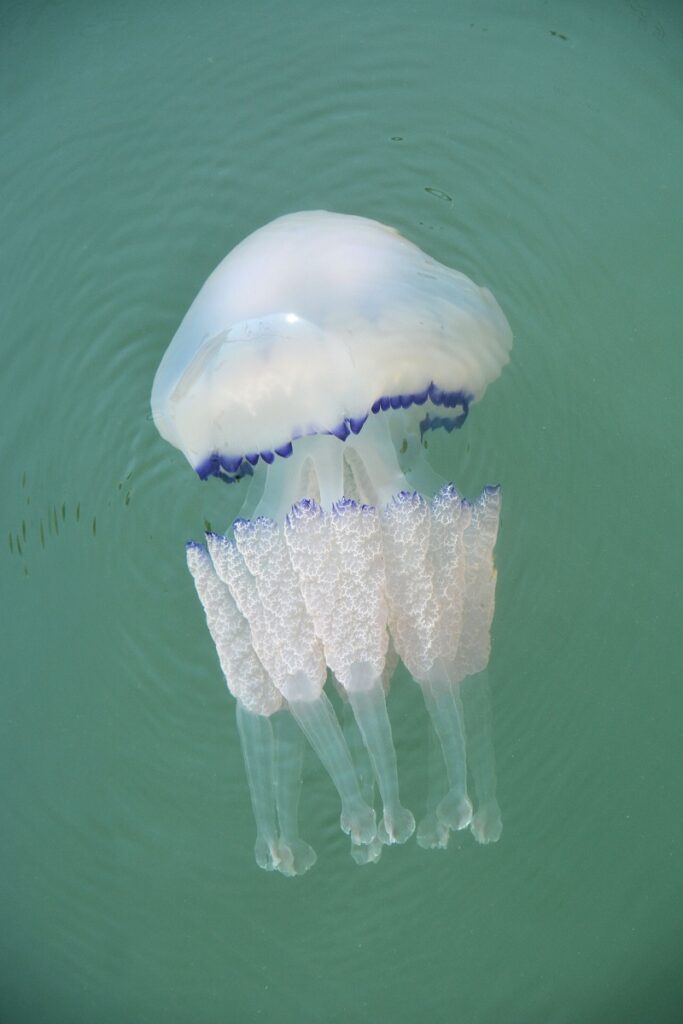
(152, 210), (511, 874)
(151, 211), (510, 497)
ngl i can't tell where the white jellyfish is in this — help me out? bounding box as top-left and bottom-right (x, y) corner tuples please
(151, 211), (512, 874)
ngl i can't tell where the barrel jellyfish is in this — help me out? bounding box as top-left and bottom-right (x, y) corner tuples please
(151, 211), (512, 874)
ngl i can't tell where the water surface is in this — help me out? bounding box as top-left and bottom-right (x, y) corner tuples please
(2, 1), (682, 1021)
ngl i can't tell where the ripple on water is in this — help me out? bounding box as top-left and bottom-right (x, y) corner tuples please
(4, 0), (679, 1008)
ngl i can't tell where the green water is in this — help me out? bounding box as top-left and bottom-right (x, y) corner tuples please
(2, 0), (682, 1021)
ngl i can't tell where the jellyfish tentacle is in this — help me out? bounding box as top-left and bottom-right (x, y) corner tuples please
(235, 704), (281, 871)
(461, 671), (502, 844)
(340, 699), (384, 865)
(186, 539), (289, 870)
(423, 485), (474, 831)
(349, 837), (383, 865)
(341, 697), (376, 804)
(272, 709), (317, 875)
(223, 517), (376, 846)
(347, 678), (415, 844)
(442, 485), (502, 840)
(328, 499), (413, 843)
(422, 673), (473, 831)
(288, 690), (377, 846)
(286, 495), (412, 844)
(417, 713), (450, 850)
(380, 488), (472, 831)
(206, 528), (324, 860)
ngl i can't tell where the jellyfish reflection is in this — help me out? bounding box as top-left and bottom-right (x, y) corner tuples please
(151, 211), (512, 873)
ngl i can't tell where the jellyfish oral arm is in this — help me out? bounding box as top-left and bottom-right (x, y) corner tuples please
(285, 494), (414, 844)
(207, 516), (379, 850)
(187, 542), (317, 872)
(347, 683), (415, 844)
(381, 485), (501, 835)
(185, 540), (281, 715)
(287, 690), (377, 845)
(420, 674), (473, 831)
(270, 709), (317, 874)
(235, 705), (281, 871)
(189, 466), (501, 870)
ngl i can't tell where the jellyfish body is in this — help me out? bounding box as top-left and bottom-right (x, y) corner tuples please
(153, 211), (511, 873)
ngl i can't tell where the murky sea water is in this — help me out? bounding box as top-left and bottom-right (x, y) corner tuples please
(2, 1), (682, 1021)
